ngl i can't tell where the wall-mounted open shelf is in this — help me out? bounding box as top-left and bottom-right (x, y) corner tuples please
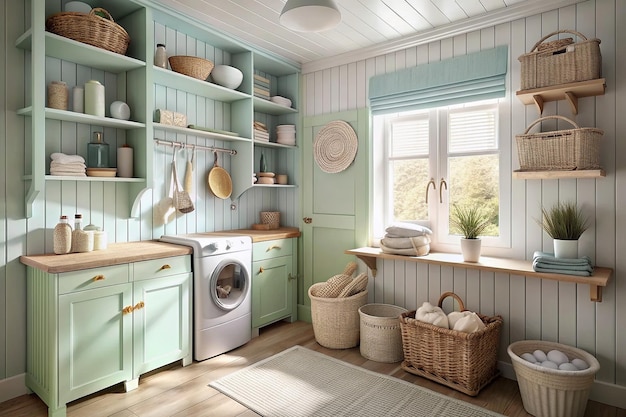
(345, 247), (612, 302)
(516, 78), (606, 114)
(513, 169), (606, 179)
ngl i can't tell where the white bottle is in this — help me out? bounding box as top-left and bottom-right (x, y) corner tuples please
(154, 44), (167, 69)
(72, 86), (84, 113)
(84, 80), (105, 117)
(117, 144), (133, 178)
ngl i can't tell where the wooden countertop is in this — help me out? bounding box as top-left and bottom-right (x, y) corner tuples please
(20, 241), (192, 274)
(216, 227), (301, 242)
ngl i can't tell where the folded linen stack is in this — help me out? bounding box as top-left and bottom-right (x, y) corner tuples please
(532, 251), (594, 276)
(50, 153), (86, 176)
(253, 73), (270, 100)
(253, 121), (269, 142)
(380, 222), (432, 256)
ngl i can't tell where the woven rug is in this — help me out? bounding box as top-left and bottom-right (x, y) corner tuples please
(209, 346), (504, 417)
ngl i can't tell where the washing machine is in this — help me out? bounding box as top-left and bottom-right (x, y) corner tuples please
(159, 233), (252, 361)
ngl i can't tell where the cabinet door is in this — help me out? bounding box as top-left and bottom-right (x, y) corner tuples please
(252, 256), (293, 328)
(132, 273), (191, 377)
(59, 283), (133, 404)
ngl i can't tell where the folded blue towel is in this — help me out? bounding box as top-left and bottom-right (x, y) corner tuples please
(532, 265), (592, 277)
(532, 251), (593, 266)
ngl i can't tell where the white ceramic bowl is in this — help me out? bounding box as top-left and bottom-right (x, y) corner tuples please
(211, 65), (243, 89)
(64, 1), (92, 13)
(110, 101), (130, 120)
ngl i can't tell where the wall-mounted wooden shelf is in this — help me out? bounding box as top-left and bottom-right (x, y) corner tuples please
(513, 169), (606, 180)
(516, 78), (606, 114)
(345, 247), (612, 302)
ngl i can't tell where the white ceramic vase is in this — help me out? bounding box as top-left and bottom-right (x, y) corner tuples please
(460, 238), (482, 262)
(553, 239), (578, 259)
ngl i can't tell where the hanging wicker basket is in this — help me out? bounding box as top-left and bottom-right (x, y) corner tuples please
(46, 8), (130, 55)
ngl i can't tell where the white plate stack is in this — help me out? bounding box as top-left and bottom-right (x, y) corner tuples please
(270, 96), (292, 108)
(276, 124), (296, 146)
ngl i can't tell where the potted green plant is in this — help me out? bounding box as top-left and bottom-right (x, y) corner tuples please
(537, 202), (589, 258)
(450, 204), (491, 262)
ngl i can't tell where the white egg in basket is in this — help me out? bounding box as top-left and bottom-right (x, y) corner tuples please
(211, 65), (243, 89)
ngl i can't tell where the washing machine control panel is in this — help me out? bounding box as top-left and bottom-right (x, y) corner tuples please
(160, 234), (252, 257)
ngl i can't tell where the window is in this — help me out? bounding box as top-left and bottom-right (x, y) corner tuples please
(372, 99), (510, 252)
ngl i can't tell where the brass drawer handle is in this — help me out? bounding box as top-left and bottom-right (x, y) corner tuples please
(122, 305), (134, 315)
(133, 301), (145, 310)
(160, 264), (172, 271)
(259, 266), (264, 274)
(288, 273), (297, 281)
(93, 274), (105, 281)
(266, 245), (281, 252)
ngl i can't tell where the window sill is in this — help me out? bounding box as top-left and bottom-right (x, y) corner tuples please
(345, 247), (612, 302)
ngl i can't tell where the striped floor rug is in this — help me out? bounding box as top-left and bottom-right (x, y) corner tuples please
(210, 345), (504, 417)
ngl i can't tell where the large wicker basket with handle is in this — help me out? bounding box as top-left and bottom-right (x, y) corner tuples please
(399, 292), (503, 396)
(46, 8), (130, 55)
(518, 30), (601, 90)
(516, 115), (603, 171)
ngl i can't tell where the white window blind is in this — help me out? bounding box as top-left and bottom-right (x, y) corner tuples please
(390, 117), (429, 158)
(448, 106), (498, 154)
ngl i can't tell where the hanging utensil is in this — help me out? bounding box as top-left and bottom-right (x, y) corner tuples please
(207, 151), (233, 199)
(155, 149), (177, 224)
(183, 144), (194, 195)
(172, 154), (195, 213)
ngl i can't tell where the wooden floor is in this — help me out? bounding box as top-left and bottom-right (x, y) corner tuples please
(1, 320), (625, 417)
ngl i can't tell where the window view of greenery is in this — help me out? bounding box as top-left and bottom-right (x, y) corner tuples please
(448, 155), (500, 236)
(392, 159), (429, 221)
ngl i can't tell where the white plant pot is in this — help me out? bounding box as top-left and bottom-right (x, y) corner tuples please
(553, 239), (578, 259)
(460, 238), (482, 262)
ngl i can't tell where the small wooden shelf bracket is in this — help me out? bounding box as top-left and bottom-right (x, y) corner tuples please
(517, 78), (606, 115)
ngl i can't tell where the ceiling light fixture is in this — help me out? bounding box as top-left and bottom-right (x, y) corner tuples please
(279, 0), (341, 32)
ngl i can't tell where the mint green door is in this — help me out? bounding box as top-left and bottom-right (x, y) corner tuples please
(300, 109), (369, 321)
(132, 273), (191, 377)
(252, 255), (294, 328)
(58, 284), (133, 404)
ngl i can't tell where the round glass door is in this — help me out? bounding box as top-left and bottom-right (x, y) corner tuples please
(209, 259), (249, 311)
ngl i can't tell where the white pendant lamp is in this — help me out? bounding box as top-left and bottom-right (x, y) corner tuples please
(280, 0), (341, 32)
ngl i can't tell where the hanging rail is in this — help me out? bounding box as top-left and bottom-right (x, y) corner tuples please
(154, 139), (237, 155)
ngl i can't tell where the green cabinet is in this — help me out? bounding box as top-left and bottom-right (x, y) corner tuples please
(251, 238), (297, 331)
(26, 255), (191, 417)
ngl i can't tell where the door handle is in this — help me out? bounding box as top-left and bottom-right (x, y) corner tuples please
(439, 178), (447, 203)
(303, 217), (312, 224)
(425, 178), (436, 203)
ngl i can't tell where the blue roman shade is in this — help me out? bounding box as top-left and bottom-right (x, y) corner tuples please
(369, 46), (508, 115)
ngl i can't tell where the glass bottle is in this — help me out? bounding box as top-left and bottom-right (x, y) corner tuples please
(260, 151), (267, 172)
(53, 215), (72, 255)
(71, 214), (93, 253)
(154, 44), (167, 69)
(87, 132), (109, 168)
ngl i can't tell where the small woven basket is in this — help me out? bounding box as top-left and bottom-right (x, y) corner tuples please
(359, 304), (408, 363)
(46, 8), (130, 55)
(168, 56), (214, 80)
(516, 115), (603, 171)
(260, 211), (280, 229)
(508, 340), (600, 417)
(400, 292), (503, 396)
(309, 283), (368, 349)
(519, 30), (601, 90)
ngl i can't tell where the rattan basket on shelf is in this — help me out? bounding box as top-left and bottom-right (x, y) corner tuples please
(46, 8), (130, 55)
(399, 292), (503, 396)
(519, 30), (601, 90)
(516, 115), (603, 171)
(168, 56), (214, 80)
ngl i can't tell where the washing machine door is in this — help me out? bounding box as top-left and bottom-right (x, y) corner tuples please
(209, 259), (249, 311)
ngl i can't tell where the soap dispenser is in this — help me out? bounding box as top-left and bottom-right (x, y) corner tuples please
(87, 132), (109, 168)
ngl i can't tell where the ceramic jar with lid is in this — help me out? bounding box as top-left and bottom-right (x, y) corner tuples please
(84, 224), (107, 250)
(154, 44), (167, 68)
(84, 80), (105, 117)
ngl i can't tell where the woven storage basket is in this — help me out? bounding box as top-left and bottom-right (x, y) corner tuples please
(519, 30), (601, 90)
(508, 340), (600, 417)
(169, 56), (214, 80)
(516, 115), (603, 171)
(309, 283), (367, 349)
(46, 8), (130, 55)
(359, 304), (408, 363)
(400, 292), (503, 396)
(260, 211), (280, 229)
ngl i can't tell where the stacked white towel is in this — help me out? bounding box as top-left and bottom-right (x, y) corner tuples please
(415, 302), (449, 328)
(380, 222), (432, 256)
(50, 153), (86, 176)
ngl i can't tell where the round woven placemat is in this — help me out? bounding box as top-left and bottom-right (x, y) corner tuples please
(314, 120), (358, 173)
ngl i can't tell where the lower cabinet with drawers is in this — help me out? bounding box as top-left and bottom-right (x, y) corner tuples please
(251, 238), (298, 332)
(22, 245), (192, 417)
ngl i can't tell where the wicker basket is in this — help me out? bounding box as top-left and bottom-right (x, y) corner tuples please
(359, 304), (408, 363)
(399, 292), (503, 396)
(260, 211), (280, 229)
(46, 8), (130, 55)
(519, 30), (601, 90)
(309, 283), (368, 349)
(516, 115), (603, 171)
(168, 56), (214, 80)
(508, 340), (600, 417)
